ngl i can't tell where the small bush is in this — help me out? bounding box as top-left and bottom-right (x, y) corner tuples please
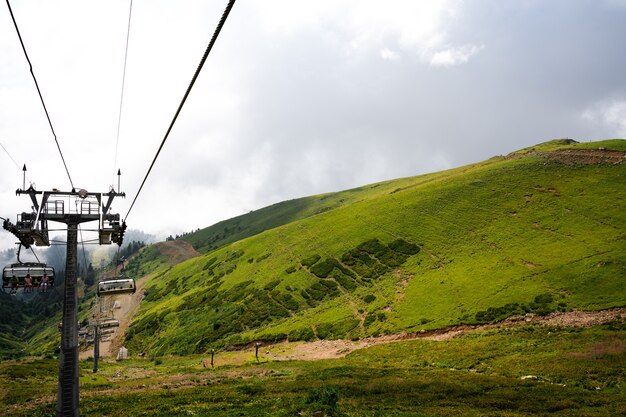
(301, 254), (322, 268)
(289, 327), (315, 342)
(389, 239), (420, 255)
(203, 257), (218, 270)
(263, 280), (281, 291)
(534, 293), (554, 304)
(305, 386), (339, 407)
(364, 294), (376, 303)
(310, 259), (335, 278)
(256, 253), (271, 262)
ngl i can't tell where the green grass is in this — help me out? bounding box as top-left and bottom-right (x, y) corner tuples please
(1, 322), (624, 416)
(510, 138), (626, 153)
(118, 140), (626, 355)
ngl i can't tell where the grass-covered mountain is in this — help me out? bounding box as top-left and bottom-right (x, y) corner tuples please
(118, 139), (624, 355)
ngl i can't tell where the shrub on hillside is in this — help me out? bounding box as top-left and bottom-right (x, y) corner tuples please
(304, 386), (342, 417)
(289, 327), (315, 342)
(255, 253), (271, 262)
(203, 257), (218, 270)
(357, 239), (388, 256)
(310, 259), (335, 278)
(389, 239), (420, 255)
(534, 293), (554, 304)
(333, 271), (357, 290)
(263, 280), (281, 291)
(364, 294), (376, 303)
(301, 254), (322, 268)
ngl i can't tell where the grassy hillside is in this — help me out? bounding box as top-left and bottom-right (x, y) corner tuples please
(182, 138), (626, 253)
(181, 189), (374, 253)
(119, 139), (624, 355)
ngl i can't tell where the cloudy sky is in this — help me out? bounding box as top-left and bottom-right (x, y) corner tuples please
(1, 0), (625, 252)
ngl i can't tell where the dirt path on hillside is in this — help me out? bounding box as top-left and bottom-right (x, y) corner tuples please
(80, 240), (200, 359)
(542, 149), (626, 165)
(508, 148), (626, 165)
(253, 307), (626, 362)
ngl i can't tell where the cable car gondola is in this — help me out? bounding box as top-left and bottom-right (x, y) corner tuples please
(2, 262), (55, 293)
(97, 277), (136, 296)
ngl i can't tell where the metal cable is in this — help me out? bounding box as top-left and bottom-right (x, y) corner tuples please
(29, 246), (41, 263)
(0, 142), (21, 169)
(1, 142), (32, 185)
(125, 0), (236, 221)
(112, 0), (134, 189)
(5, 0), (75, 190)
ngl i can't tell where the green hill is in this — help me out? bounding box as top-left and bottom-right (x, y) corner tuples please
(117, 140), (624, 355)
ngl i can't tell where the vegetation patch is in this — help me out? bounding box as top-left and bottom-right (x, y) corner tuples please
(301, 254), (322, 268)
(474, 294), (560, 323)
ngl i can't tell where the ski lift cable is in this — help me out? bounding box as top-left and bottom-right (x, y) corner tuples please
(112, 0), (134, 188)
(124, 0), (237, 222)
(29, 246), (41, 263)
(0, 142), (32, 184)
(0, 142), (20, 169)
(5, 0), (75, 190)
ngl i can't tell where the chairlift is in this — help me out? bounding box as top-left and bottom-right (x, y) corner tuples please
(97, 277), (136, 296)
(2, 262), (55, 293)
(98, 318), (120, 329)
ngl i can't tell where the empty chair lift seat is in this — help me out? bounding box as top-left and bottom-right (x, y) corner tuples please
(97, 277), (136, 296)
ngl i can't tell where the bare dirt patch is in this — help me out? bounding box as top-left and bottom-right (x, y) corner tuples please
(541, 149), (626, 165)
(155, 240), (200, 265)
(254, 307), (626, 362)
(263, 339), (371, 361)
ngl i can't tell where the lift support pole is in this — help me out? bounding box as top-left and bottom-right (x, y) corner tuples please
(58, 223), (79, 416)
(4, 188), (125, 417)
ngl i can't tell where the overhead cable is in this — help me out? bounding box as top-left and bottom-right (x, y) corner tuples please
(125, 0), (237, 221)
(112, 0), (134, 188)
(29, 246), (41, 263)
(5, 0), (75, 190)
(1, 142), (32, 184)
(0, 142), (21, 170)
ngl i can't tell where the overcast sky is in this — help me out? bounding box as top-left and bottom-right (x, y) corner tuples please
(1, 0), (625, 253)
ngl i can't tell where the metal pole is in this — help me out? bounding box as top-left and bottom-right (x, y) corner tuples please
(58, 223), (79, 417)
(93, 325), (99, 373)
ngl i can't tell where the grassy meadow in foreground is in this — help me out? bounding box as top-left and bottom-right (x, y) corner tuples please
(1, 321), (624, 416)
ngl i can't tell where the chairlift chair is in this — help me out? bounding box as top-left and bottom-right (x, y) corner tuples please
(2, 262), (55, 292)
(98, 318), (120, 329)
(97, 277), (136, 296)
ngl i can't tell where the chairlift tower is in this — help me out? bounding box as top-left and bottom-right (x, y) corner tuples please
(3, 181), (125, 417)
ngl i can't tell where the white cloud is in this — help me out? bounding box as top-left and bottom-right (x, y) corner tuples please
(252, 0), (482, 67)
(429, 44), (484, 68)
(380, 48), (399, 61)
(582, 98), (626, 137)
